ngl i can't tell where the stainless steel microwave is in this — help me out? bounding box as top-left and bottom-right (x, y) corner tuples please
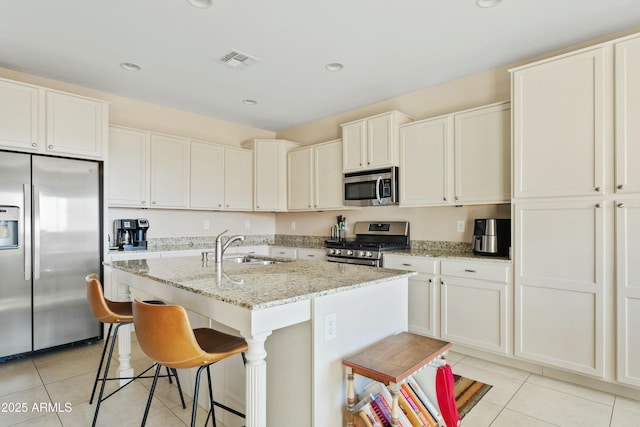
(343, 167), (399, 206)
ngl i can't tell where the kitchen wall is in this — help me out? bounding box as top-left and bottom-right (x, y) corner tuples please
(276, 204), (511, 242)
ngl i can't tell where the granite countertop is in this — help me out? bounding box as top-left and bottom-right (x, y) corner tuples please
(107, 256), (415, 311)
(387, 248), (511, 263)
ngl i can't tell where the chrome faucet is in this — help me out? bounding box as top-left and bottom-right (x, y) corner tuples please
(215, 229), (245, 263)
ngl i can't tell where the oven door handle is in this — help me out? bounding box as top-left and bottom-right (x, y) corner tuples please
(376, 176), (383, 204)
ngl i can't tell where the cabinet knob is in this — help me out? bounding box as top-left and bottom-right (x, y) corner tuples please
(32, 143), (38, 147)
(455, 196), (459, 201)
(226, 204), (229, 207)
(443, 197), (447, 201)
(141, 201), (146, 205)
(257, 205), (260, 209)
(617, 184), (624, 190)
(428, 278), (433, 283)
(595, 187), (602, 192)
(618, 203), (625, 208)
(595, 203), (602, 208)
(152, 201), (156, 205)
(308, 205), (311, 208)
(464, 269), (477, 273)
(440, 280), (444, 286)
(48, 145), (53, 149)
(218, 204), (222, 207)
(402, 263), (412, 267)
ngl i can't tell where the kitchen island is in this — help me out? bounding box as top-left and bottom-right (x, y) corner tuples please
(108, 255), (414, 427)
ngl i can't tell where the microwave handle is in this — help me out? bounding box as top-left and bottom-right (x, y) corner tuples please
(376, 176), (383, 204)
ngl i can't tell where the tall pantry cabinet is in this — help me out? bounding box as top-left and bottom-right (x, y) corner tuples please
(511, 32), (640, 383)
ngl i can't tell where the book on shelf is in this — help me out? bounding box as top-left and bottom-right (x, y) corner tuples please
(353, 393), (383, 427)
(397, 391), (425, 427)
(361, 381), (412, 427)
(400, 383), (438, 427)
(370, 395), (392, 427)
(406, 375), (446, 426)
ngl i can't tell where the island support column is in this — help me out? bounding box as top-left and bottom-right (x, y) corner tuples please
(243, 331), (272, 427)
(117, 282), (134, 385)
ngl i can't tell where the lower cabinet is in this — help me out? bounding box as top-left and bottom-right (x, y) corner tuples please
(383, 255), (439, 338)
(440, 259), (511, 355)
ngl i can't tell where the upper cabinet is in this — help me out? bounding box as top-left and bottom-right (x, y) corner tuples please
(0, 77), (107, 159)
(109, 126), (252, 211)
(399, 115), (453, 206)
(108, 127), (189, 208)
(288, 139), (343, 211)
(341, 111), (411, 172)
(512, 48), (611, 199)
(615, 35), (640, 196)
(399, 101), (510, 207)
(242, 139), (299, 211)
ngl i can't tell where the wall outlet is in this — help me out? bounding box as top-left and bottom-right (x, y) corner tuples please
(457, 220), (465, 233)
(325, 312), (337, 342)
(244, 220), (251, 229)
(203, 220), (210, 230)
(291, 221), (296, 230)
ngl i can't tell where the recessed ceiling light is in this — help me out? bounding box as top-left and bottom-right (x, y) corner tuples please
(186, 0), (212, 8)
(243, 99), (258, 105)
(120, 62), (141, 72)
(476, 0), (502, 7)
(325, 63), (344, 72)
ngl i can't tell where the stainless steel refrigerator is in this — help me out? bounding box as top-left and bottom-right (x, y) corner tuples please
(0, 151), (102, 359)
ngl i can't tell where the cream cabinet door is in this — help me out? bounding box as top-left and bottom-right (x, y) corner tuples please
(314, 139), (343, 209)
(342, 120), (366, 172)
(224, 147), (253, 211)
(288, 147), (313, 210)
(45, 91), (107, 159)
(367, 113), (395, 168)
(251, 140), (293, 211)
(149, 134), (189, 208)
(108, 126), (149, 207)
(615, 35), (640, 195)
(440, 260), (510, 354)
(454, 102), (511, 204)
(514, 200), (605, 377)
(384, 255), (439, 338)
(616, 199), (640, 386)
(399, 116), (453, 206)
(0, 79), (41, 152)
(512, 47), (612, 198)
(190, 140), (224, 209)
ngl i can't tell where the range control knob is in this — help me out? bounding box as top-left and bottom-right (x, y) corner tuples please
(347, 250), (354, 256)
(365, 251), (373, 257)
(357, 250), (366, 257)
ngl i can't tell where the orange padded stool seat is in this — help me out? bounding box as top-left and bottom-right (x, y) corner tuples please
(85, 274), (185, 427)
(133, 298), (248, 427)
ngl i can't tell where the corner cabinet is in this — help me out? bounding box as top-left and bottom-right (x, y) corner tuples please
(242, 139), (299, 211)
(440, 259), (511, 355)
(341, 111), (411, 172)
(399, 102), (510, 207)
(0, 77), (107, 159)
(288, 139), (343, 211)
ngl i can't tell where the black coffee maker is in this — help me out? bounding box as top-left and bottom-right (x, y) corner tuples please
(114, 218), (149, 250)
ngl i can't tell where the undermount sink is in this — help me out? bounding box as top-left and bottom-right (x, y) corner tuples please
(222, 256), (279, 265)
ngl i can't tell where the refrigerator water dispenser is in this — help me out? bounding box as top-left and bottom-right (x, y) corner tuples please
(0, 206), (19, 249)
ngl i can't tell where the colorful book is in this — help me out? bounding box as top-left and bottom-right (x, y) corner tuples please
(362, 381), (412, 427)
(401, 384), (438, 427)
(397, 391), (425, 427)
(358, 407), (376, 427)
(370, 397), (392, 427)
(407, 376), (445, 426)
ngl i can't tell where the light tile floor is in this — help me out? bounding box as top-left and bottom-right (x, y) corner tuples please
(1, 338), (639, 426)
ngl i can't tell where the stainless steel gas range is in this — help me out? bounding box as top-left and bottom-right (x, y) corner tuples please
(325, 221), (410, 267)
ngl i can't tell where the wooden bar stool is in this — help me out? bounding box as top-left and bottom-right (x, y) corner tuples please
(132, 298), (248, 427)
(85, 274), (186, 427)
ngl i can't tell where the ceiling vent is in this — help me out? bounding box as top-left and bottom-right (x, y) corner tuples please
(219, 50), (259, 68)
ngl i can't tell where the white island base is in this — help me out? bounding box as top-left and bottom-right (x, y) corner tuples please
(111, 266), (408, 427)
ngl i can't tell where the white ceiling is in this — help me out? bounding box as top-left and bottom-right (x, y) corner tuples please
(1, 0), (639, 131)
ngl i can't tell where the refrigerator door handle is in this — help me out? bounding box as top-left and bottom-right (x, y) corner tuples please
(33, 184), (40, 280)
(23, 184), (32, 281)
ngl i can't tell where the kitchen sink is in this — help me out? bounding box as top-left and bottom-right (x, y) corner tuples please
(222, 256), (279, 265)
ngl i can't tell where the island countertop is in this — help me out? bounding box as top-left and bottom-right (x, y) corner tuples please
(107, 256), (415, 311)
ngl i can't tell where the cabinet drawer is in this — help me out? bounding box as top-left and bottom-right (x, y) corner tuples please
(441, 260), (510, 283)
(383, 255), (438, 274)
(297, 248), (326, 261)
(269, 246), (297, 259)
